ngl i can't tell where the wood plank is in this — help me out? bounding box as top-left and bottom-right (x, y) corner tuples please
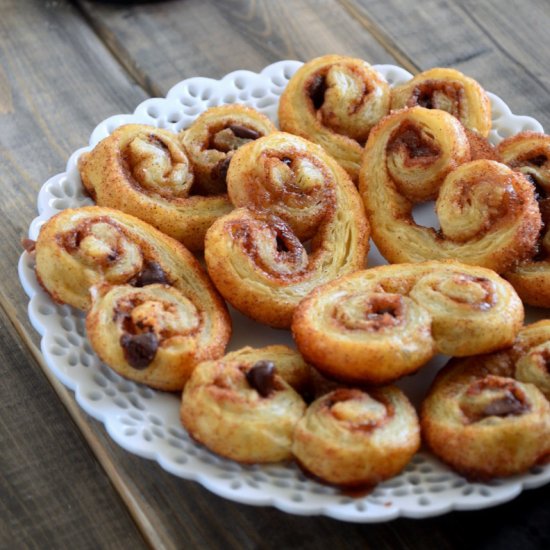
(342, 0), (550, 130)
(76, 0), (396, 97)
(0, 302), (146, 549)
(3, 0), (550, 548)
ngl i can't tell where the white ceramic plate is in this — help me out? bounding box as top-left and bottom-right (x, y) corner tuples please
(18, 61), (550, 522)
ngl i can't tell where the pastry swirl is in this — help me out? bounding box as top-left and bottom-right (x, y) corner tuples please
(292, 261), (523, 384)
(180, 346), (308, 463)
(421, 349), (550, 478)
(180, 104), (277, 195)
(359, 107), (541, 272)
(78, 124), (233, 252)
(86, 283), (228, 390)
(35, 207), (231, 389)
(512, 321), (550, 400)
(292, 387), (420, 487)
(498, 132), (550, 306)
(391, 67), (492, 137)
(205, 132), (369, 328)
(279, 54), (390, 181)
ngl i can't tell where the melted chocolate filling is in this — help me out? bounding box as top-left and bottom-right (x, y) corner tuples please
(228, 124), (260, 140)
(246, 360), (276, 397)
(211, 156), (231, 185)
(120, 332), (159, 369)
(389, 126), (440, 159)
(309, 75), (327, 110)
(131, 262), (170, 287)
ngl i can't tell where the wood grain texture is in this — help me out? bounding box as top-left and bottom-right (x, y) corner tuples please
(76, 0), (395, 97)
(0, 302), (146, 549)
(345, 0), (550, 129)
(2, 0), (550, 548)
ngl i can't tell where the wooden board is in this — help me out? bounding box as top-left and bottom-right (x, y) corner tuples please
(345, 0), (550, 129)
(76, 0), (396, 96)
(2, 0), (550, 547)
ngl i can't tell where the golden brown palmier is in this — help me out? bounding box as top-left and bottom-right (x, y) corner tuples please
(86, 283), (229, 391)
(205, 132), (369, 329)
(180, 346), (308, 463)
(498, 132), (550, 306)
(391, 67), (492, 137)
(292, 387), (420, 487)
(292, 261), (523, 385)
(279, 55), (390, 181)
(359, 107), (541, 272)
(180, 104), (277, 195)
(78, 124), (232, 252)
(421, 351), (550, 479)
(35, 207), (231, 389)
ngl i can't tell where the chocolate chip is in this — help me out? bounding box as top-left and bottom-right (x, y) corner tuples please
(228, 125), (260, 140)
(482, 392), (528, 417)
(246, 360), (276, 397)
(212, 156), (231, 184)
(309, 75), (327, 110)
(132, 262), (169, 287)
(120, 332), (158, 369)
(529, 155), (547, 167)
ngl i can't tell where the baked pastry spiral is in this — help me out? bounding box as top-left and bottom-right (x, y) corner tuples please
(205, 131), (369, 328)
(292, 387), (420, 487)
(512, 321), (550, 400)
(292, 261), (523, 385)
(35, 207), (231, 389)
(180, 346), (308, 463)
(78, 124), (233, 252)
(180, 104), (277, 195)
(498, 132), (550, 306)
(391, 67), (492, 137)
(359, 107), (541, 272)
(421, 351), (550, 479)
(279, 54), (390, 181)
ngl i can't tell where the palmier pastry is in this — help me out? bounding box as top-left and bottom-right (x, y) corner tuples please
(292, 261), (523, 385)
(391, 67), (492, 137)
(180, 104), (277, 195)
(498, 132), (550, 306)
(512, 321), (550, 400)
(35, 207), (231, 389)
(359, 107), (541, 272)
(279, 54), (390, 181)
(292, 387), (420, 487)
(204, 131), (369, 328)
(421, 351), (550, 479)
(180, 346), (308, 463)
(79, 124), (233, 252)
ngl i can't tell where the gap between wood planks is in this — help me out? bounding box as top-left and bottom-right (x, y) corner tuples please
(0, 289), (174, 550)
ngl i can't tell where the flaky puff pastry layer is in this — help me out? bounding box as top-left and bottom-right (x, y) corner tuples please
(180, 104), (277, 195)
(359, 107), (541, 272)
(498, 132), (550, 306)
(205, 132), (369, 328)
(421, 347), (550, 479)
(279, 55), (390, 182)
(292, 261), (523, 385)
(180, 346), (309, 463)
(293, 387), (420, 487)
(35, 207), (230, 389)
(79, 124), (232, 252)
(391, 67), (492, 137)
(512, 321), (550, 401)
